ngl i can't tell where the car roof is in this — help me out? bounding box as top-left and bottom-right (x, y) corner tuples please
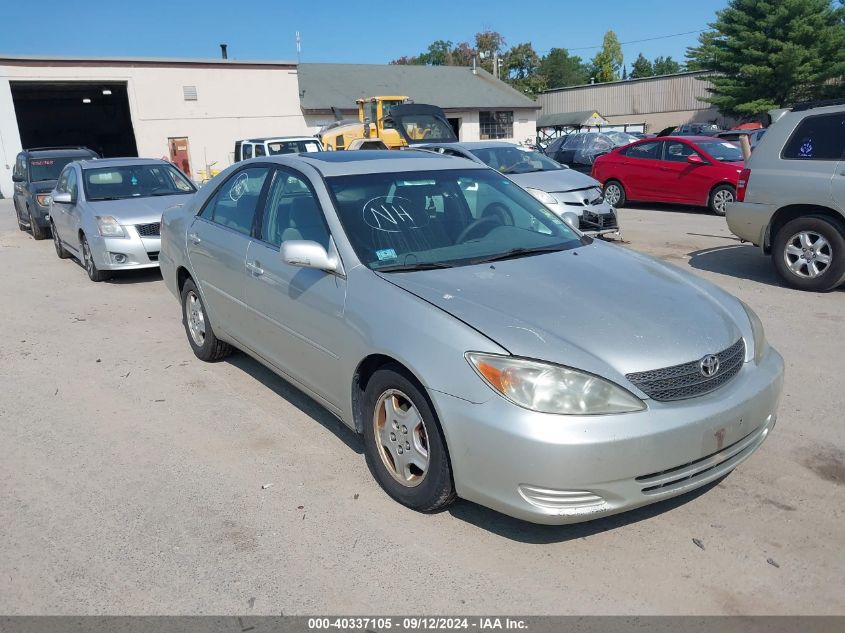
(23, 148), (96, 158)
(658, 136), (721, 143)
(243, 136), (317, 143)
(420, 141), (524, 151)
(263, 149), (486, 177)
(78, 157), (171, 169)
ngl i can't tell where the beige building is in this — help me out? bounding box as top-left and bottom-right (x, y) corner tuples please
(538, 71), (734, 134)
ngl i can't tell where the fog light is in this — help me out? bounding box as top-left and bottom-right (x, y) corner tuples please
(111, 253), (127, 264)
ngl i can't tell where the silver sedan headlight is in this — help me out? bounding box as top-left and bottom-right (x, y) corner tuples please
(96, 215), (127, 238)
(466, 352), (646, 415)
(524, 188), (558, 206)
(740, 301), (767, 364)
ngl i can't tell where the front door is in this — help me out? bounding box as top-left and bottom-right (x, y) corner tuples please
(658, 139), (715, 205)
(186, 166), (271, 341)
(243, 167), (347, 408)
(168, 137), (192, 178)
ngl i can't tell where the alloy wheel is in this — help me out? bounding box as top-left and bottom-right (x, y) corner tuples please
(784, 231), (832, 279)
(604, 183), (621, 206)
(373, 389), (430, 487)
(713, 189), (734, 214)
(82, 238), (95, 276)
(185, 291), (207, 346)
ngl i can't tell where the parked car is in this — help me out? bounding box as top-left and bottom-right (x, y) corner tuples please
(160, 151), (783, 525)
(418, 141), (619, 237)
(544, 131), (640, 173)
(726, 100), (845, 291)
(49, 157), (196, 281)
(592, 136), (745, 215)
(717, 128), (767, 150)
(11, 147), (98, 239)
(234, 137), (323, 162)
(674, 122), (723, 137)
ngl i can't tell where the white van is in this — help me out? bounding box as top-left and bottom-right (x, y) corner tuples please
(234, 136), (323, 162)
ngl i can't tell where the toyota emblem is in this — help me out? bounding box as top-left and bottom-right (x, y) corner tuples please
(699, 354), (720, 377)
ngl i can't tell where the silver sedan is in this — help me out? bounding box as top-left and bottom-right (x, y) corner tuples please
(160, 151), (784, 524)
(49, 158), (196, 281)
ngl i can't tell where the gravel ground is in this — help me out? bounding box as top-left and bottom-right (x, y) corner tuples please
(0, 198), (843, 615)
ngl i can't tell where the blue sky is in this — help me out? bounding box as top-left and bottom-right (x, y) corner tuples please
(3, 0), (728, 68)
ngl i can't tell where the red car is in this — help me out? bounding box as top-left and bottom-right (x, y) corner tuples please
(592, 136), (745, 216)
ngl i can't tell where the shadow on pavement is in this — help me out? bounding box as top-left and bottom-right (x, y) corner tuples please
(448, 477), (725, 544)
(225, 351), (363, 455)
(105, 268), (163, 284)
(687, 243), (786, 287)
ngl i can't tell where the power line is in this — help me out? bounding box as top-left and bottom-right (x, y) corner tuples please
(538, 29), (707, 55)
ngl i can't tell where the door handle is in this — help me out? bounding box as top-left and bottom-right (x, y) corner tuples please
(246, 261), (264, 276)
(188, 232), (201, 244)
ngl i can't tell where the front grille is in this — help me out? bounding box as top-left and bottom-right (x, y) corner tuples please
(147, 251), (159, 262)
(136, 222), (161, 237)
(579, 210), (618, 231)
(636, 425), (764, 495)
(626, 339), (745, 401)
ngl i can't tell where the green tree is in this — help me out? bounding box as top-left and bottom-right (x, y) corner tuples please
(590, 30), (624, 82)
(504, 42), (540, 79)
(475, 30), (507, 73)
(538, 48), (590, 88)
(630, 53), (654, 78)
(652, 55), (682, 75)
(418, 40), (453, 66)
(687, 0), (845, 116)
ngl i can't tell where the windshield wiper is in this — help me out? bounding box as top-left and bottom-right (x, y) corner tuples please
(375, 261), (454, 273)
(470, 245), (568, 264)
(90, 196), (125, 201)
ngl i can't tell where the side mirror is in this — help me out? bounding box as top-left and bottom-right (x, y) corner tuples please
(51, 191), (72, 204)
(280, 240), (338, 272)
(687, 154), (705, 165)
(561, 211), (579, 229)
(12, 173), (24, 183)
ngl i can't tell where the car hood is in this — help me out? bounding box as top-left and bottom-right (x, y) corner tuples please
(31, 180), (58, 193)
(507, 169), (600, 193)
(86, 195), (193, 225)
(380, 241), (742, 381)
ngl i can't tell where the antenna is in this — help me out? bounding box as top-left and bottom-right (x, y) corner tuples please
(296, 31), (301, 63)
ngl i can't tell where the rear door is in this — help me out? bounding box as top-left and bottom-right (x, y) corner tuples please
(186, 165), (271, 342)
(243, 167), (347, 408)
(620, 140), (665, 200)
(659, 140), (714, 205)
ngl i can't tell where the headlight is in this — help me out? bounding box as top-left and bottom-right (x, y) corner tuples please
(466, 352), (646, 415)
(95, 216), (127, 238)
(740, 301), (767, 363)
(524, 188), (558, 206)
(35, 193), (51, 206)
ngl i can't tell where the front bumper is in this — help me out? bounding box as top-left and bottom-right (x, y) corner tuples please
(30, 200), (52, 228)
(726, 201), (776, 248)
(546, 199), (620, 238)
(87, 226), (161, 271)
(431, 346), (784, 524)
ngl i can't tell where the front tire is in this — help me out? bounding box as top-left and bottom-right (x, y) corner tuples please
(603, 180), (626, 208)
(51, 220), (70, 259)
(180, 279), (232, 361)
(362, 365), (456, 512)
(29, 207), (48, 240)
(80, 233), (110, 282)
(708, 184), (735, 216)
(772, 216), (845, 292)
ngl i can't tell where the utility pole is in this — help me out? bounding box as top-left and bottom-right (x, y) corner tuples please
(296, 31), (301, 64)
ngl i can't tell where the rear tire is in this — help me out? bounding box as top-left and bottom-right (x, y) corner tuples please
(80, 233), (110, 282)
(362, 365), (456, 513)
(708, 184), (735, 216)
(180, 279), (232, 361)
(603, 180), (626, 208)
(51, 220), (70, 259)
(772, 216), (845, 292)
(29, 207), (48, 240)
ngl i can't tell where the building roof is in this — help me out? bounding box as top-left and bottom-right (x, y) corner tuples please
(0, 55), (296, 69)
(536, 110), (609, 128)
(297, 63), (539, 112)
(542, 70), (713, 94)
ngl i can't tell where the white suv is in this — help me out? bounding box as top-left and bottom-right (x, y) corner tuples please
(726, 101), (845, 291)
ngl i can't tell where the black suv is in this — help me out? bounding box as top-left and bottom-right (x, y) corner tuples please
(12, 147), (98, 239)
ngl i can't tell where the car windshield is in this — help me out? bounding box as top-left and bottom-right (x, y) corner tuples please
(469, 146), (564, 174)
(28, 156), (84, 182)
(267, 140), (322, 154)
(396, 114), (456, 143)
(83, 163), (196, 201)
(325, 168), (582, 271)
(697, 141), (744, 162)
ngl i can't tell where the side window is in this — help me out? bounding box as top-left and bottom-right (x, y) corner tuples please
(254, 144), (266, 157)
(782, 113), (845, 161)
(664, 141), (699, 162)
(242, 144), (253, 160)
(14, 155), (26, 180)
(201, 167), (270, 236)
(66, 169), (78, 199)
(627, 141), (663, 161)
(260, 169), (329, 249)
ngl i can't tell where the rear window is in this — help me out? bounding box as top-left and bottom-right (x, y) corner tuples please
(782, 113), (845, 161)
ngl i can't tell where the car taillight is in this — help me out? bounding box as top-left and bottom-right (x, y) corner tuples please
(737, 168), (751, 202)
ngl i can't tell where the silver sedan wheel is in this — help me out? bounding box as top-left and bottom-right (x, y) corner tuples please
(373, 389), (430, 487)
(604, 183), (622, 206)
(185, 291), (207, 346)
(784, 231), (832, 279)
(82, 238), (95, 276)
(712, 188), (734, 214)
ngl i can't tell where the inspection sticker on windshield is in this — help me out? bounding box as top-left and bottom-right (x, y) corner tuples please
(375, 248), (397, 261)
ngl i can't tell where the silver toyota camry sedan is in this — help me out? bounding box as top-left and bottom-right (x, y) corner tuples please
(49, 158), (196, 281)
(160, 151), (784, 525)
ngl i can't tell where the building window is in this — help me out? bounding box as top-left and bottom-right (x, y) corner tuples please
(480, 111), (513, 139)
